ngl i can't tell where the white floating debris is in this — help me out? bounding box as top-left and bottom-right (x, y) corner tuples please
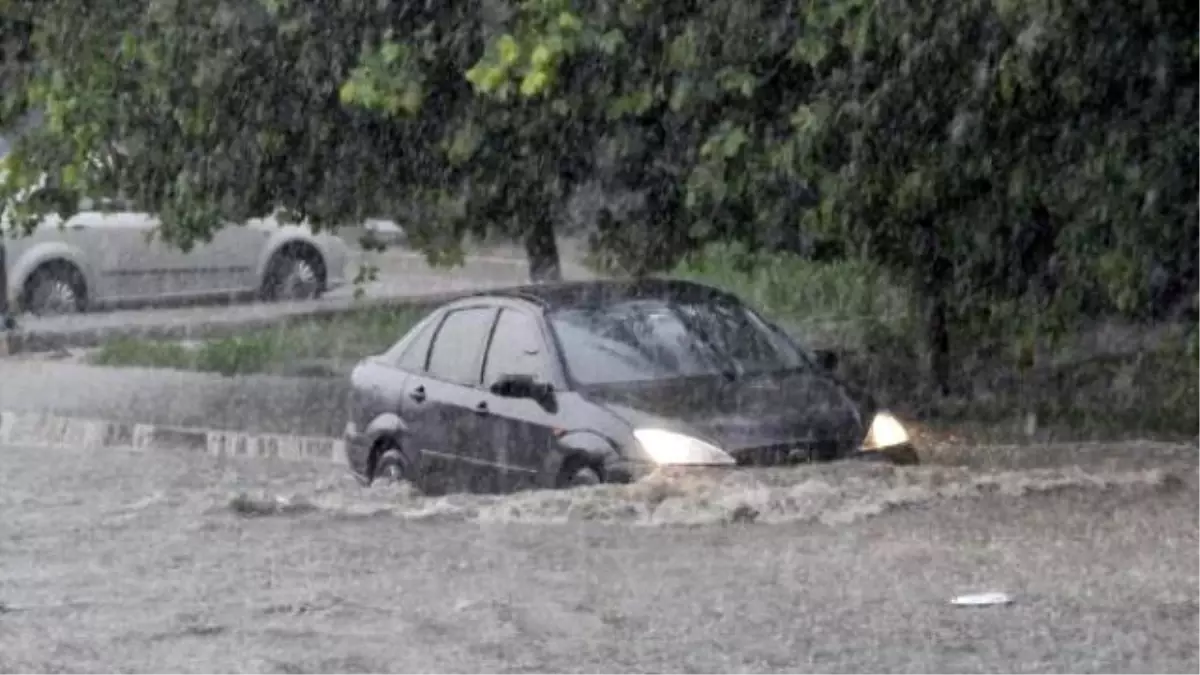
(951, 592), (1013, 607)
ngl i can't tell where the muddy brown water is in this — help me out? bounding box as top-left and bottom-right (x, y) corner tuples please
(1, 439), (1196, 672)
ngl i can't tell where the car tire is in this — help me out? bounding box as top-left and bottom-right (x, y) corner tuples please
(260, 244), (325, 302)
(562, 464), (602, 488)
(370, 443), (417, 488)
(20, 261), (87, 316)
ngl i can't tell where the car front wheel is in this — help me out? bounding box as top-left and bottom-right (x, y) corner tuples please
(562, 465), (602, 488)
(375, 448), (407, 483)
(370, 440), (422, 489)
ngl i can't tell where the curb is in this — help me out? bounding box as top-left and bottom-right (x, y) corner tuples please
(0, 411), (346, 464)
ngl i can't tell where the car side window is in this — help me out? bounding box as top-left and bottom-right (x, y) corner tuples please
(482, 309), (550, 388)
(426, 307), (497, 386)
(393, 315), (439, 371)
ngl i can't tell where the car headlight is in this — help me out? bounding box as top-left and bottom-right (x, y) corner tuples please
(633, 428), (736, 466)
(862, 411), (910, 450)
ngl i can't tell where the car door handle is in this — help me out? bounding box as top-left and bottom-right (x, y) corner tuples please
(408, 386), (426, 403)
(474, 401), (489, 415)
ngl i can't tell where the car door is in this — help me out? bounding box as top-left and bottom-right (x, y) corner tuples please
(17, 193), (151, 303)
(405, 304), (498, 494)
(196, 217), (274, 294)
(477, 307), (563, 492)
(71, 196), (167, 301)
(137, 216), (268, 298)
(345, 311), (440, 480)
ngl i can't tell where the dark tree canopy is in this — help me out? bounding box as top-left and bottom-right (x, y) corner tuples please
(2, 0), (1196, 362)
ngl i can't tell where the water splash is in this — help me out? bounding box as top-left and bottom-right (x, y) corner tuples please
(220, 461), (1188, 527)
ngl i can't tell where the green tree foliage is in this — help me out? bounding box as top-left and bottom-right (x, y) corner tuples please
(456, 0), (1197, 383)
(341, 0), (615, 279)
(781, 0), (1198, 377)
(2, 0), (1195, 386)
(1, 0), (468, 253)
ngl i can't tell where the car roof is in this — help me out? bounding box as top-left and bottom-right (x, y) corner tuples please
(459, 277), (742, 311)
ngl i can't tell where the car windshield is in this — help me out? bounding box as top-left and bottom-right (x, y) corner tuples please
(547, 297), (813, 386)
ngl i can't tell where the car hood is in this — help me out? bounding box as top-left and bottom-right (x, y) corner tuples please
(579, 370), (868, 451)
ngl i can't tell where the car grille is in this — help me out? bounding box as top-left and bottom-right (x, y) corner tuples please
(731, 440), (847, 466)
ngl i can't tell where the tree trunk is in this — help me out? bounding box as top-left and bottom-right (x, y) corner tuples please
(916, 222), (952, 397)
(924, 289), (951, 397)
(524, 214), (563, 283)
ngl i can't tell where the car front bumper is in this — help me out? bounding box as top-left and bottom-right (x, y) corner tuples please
(607, 442), (921, 484)
(855, 442), (920, 466)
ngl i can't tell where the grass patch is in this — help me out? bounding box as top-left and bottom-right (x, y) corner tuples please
(92, 243), (897, 377)
(674, 242), (1197, 440)
(842, 343), (1199, 441)
(671, 242), (913, 351)
(90, 306), (427, 377)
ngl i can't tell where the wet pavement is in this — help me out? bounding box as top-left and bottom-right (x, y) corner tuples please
(0, 360), (349, 437)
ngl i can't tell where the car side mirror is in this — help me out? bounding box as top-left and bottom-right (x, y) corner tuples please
(814, 349), (839, 372)
(490, 373), (552, 401)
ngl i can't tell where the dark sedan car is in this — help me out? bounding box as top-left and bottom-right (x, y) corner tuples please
(344, 279), (918, 494)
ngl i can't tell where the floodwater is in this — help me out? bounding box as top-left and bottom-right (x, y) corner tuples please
(1, 439), (1196, 673)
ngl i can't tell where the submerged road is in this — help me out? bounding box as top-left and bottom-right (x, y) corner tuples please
(0, 439), (1195, 673)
